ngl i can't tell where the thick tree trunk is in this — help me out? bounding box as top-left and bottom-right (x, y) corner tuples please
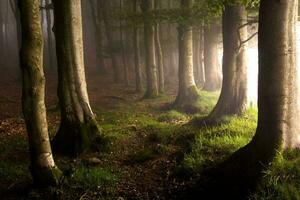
(174, 0), (200, 108)
(52, 0), (102, 157)
(133, 0), (143, 93)
(18, 0), (62, 186)
(154, 0), (165, 94)
(141, 0), (158, 98)
(99, 0), (122, 83)
(208, 5), (248, 118)
(211, 0), (300, 196)
(203, 22), (222, 91)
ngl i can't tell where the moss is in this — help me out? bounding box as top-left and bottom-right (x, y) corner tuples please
(31, 166), (63, 187)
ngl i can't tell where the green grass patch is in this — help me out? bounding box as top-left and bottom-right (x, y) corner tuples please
(157, 110), (189, 123)
(182, 110), (257, 173)
(71, 166), (118, 188)
(251, 150), (300, 200)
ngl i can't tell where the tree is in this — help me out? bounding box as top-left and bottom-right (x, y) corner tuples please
(133, 0), (143, 92)
(99, 0), (122, 83)
(88, 0), (107, 73)
(154, 0), (165, 94)
(208, 4), (248, 118)
(51, 0), (103, 156)
(141, 0), (159, 98)
(203, 22), (222, 91)
(174, 0), (200, 109)
(18, 0), (62, 186)
(45, 0), (55, 69)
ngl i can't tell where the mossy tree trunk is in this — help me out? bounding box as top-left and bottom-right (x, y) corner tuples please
(203, 22), (222, 91)
(141, 0), (159, 98)
(222, 0), (300, 192)
(52, 0), (102, 157)
(208, 5), (248, 118)
(133, 0), (143, 93)
(18, 0), (62, 186)
(154, 0), (165, 94)
(174, 0), (200, 108)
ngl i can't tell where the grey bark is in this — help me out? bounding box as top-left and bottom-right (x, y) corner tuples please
(18, 0), (62, 186)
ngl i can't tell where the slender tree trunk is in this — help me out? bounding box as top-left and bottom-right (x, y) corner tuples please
(45, 0), (55, 69)
(174, 0), (200, 108)
(88, 0), (107, 73)
(18, 0), (62, 186)
(208, 5), (248, 118)
(120, 0), (129, 86)
(198, 26), (205, 86)
(141, 0), (158, 98)
(99, 0), (122, 83)
(52, 0), (102, 157)
(203, 22), (222, 91)
(133, 0), (143, 92)
(154, 0), (165, 94)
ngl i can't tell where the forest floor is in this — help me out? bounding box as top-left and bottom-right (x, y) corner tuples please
(0, 69), (299, 200)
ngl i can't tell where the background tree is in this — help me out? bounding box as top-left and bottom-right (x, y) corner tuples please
(203, 21), (222, 91)
(174, 0), (200, 110)
(208, 3), (248, 119)
(18, 0), (62, 186)
(141, 0), (159, 98)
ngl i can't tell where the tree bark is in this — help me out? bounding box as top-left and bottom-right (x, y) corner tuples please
(52, 0), (102, 157)
(217, 0), (300, 195)
(99, 0), (122, 83)
(45, 0), (55, 69)
(154, 0), (165, 94)
(18, 0), (62, 186)
(208, 5), (248, 118)
(203, 22), (222, 91)
(119, 0), (129, 86)
(141, 0), (158, 98)
(88, 0), (107, 73)
(133, 0), (143, 93)
(174, 0), (200, 108)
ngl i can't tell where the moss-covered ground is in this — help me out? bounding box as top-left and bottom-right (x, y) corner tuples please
(0, 73), (299, 200)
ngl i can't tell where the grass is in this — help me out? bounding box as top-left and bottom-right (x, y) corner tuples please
(1, 90), (300, 199)
(250, 150), (300, 200)
(181, 109), (257, 174)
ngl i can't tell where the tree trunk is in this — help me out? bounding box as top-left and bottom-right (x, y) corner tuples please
(193, 26), (205, 87)
(133, 0), (143, 92)
(120, 0), (129, 86)
(45, 0), (55, 69)
(154, 0), (165, 94)
(215, 0), (300, 196)
(208, 5), (248, 118)
(203, 22), (221, 91)
(18, 0), (62, 186)
(174, 0), (200, 108)
(88, 0), (107, 73)
(141, 0), (158, 98)
(52, 0), (102, 157)
(99, 0), (122, 83)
